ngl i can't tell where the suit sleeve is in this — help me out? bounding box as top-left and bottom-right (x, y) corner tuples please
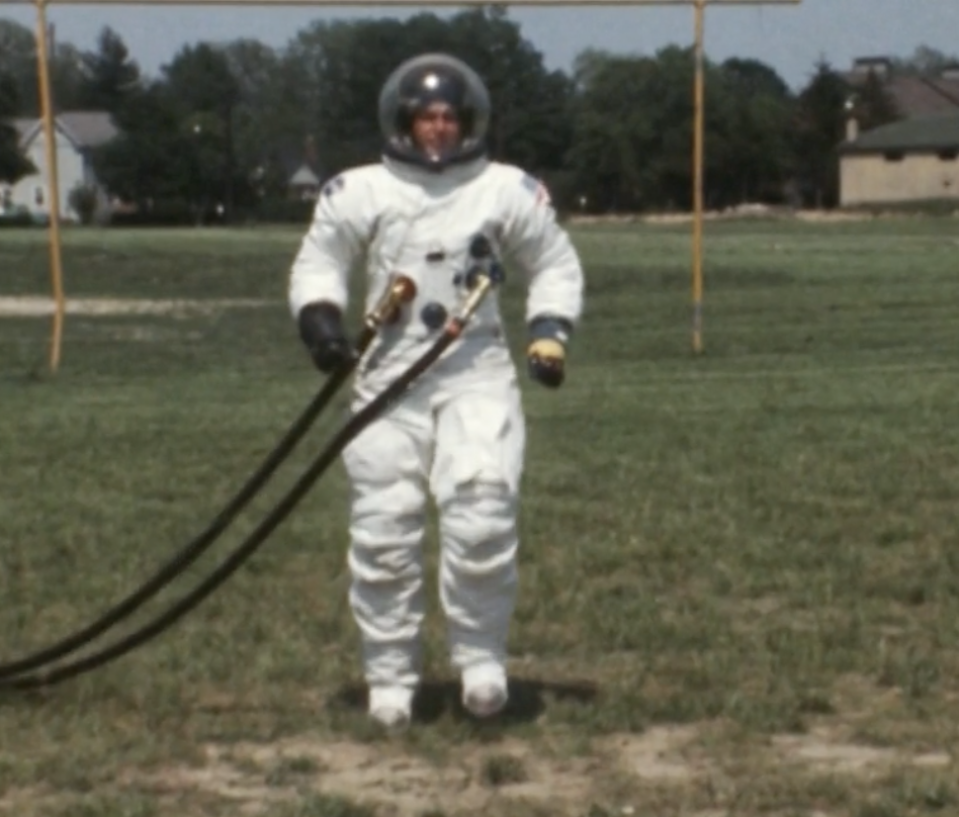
(500, 172), (584, 328)
(288, 175), (366, 318)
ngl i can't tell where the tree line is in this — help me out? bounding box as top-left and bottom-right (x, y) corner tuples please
(0, 11), (953, 220)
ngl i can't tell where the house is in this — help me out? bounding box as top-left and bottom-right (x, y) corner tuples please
(0, 111), (118, 222)
(839, 113), (959, 206)
(288, 163), (321, 201)
(839, 58), (959, 207)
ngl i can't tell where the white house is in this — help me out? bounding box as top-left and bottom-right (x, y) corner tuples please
(288, 163), (321, 201)
(1, 111), (118, 222)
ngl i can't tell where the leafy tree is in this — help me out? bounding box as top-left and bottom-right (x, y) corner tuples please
(443, 8), (574, 172)
(567, 50), (676, 212)
(718, 57), (796, 204)
(48, 41), (88, 112)
(161, 43), (246, 216)
(792, 59), (849, 208)
(722, 57), (791, 99)
(282, 17), (404, 173)
(92, 41), (269, 220)
(219, 38), (299, 200)
(75, 27), (141, 112)
(567, 46), (746, 212)
(0, 19), (98, 114)
(281, 9), (573, 178)
(92, 83), (195, 205)
(0, 70), (33, 183)
(0, 19), (38, 115)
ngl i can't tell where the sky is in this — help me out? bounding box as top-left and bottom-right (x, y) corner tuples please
(0, 0), (957, 90)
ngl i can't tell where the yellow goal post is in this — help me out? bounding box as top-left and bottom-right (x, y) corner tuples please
(2, 0), (801, 370)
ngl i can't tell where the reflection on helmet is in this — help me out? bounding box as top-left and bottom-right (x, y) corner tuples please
(378, 53), (491, 170)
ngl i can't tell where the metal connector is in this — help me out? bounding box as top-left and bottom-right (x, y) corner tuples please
(366, 274), (418, 330)
(447, 274), (494, 338)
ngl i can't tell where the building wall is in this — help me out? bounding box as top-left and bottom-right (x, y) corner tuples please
(9, 127), (88, 220)
(841, 152), (959, 206)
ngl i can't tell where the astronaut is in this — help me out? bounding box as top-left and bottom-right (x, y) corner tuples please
(288, 53), (584, 730)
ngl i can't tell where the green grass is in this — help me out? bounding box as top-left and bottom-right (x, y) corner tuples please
(1, 219), (958, 816)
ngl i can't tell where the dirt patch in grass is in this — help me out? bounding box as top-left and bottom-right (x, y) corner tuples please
(133, 735), (601, 815)
(111, 723), (953, 816)
(5, 710), (950, 815)
(773, 726), (951, 775)
(0, 296), (271, 318)
(0, 787), (61, 814)
(606, 725), (703, 781)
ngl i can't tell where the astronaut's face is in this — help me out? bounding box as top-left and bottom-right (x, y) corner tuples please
(411, 102), (462, 160)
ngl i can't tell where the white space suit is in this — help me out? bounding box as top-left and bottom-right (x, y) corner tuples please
(288, 54), (583, 728)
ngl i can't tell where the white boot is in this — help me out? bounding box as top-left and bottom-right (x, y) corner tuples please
(368, 686), (414, 732)
(461, 662), (508, 718)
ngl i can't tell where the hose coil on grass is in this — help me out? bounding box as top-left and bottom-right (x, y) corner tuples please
(0, 272), (497, 690)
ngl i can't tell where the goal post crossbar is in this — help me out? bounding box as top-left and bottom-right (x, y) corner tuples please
(7, 0), (802, 369)
(2, 0), (801, 5)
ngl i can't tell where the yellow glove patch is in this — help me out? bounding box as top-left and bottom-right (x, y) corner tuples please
(528, 338), (565, 362)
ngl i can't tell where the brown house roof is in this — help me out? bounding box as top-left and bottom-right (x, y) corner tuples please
(886, 76), (959, 117)
(843, 59), (959, 119)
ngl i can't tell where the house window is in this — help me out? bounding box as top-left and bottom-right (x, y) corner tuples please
(939, 149), (958, 162)
(883, 151), (905, 162)
(1, 187), (11, 211)
(34, 186), (45, 205)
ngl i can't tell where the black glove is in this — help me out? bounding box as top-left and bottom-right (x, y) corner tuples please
(297, 301), (353, 373)
(527, 316), (572, 389)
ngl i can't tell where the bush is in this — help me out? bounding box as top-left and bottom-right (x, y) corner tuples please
(68, 184), (99, 225)
(0, 210), (35, 228)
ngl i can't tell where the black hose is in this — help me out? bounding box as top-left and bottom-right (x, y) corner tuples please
(0, 326), (374, 681)
(2, 319), (464, 690)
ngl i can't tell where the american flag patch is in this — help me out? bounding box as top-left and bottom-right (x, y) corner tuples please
(521, 174), (551, 206)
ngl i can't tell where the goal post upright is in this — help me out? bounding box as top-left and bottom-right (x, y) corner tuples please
(692, 0), (705, 354)
(4, 0), (800, 370)
(32, 0), (66, 372)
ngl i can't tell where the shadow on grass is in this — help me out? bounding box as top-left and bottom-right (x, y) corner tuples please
(330, 675), (599, 726)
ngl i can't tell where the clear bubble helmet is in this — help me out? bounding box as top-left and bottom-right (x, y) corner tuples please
(378, 53), (491, 170)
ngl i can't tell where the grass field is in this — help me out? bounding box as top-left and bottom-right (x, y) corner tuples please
(1, 218), (958, 816)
